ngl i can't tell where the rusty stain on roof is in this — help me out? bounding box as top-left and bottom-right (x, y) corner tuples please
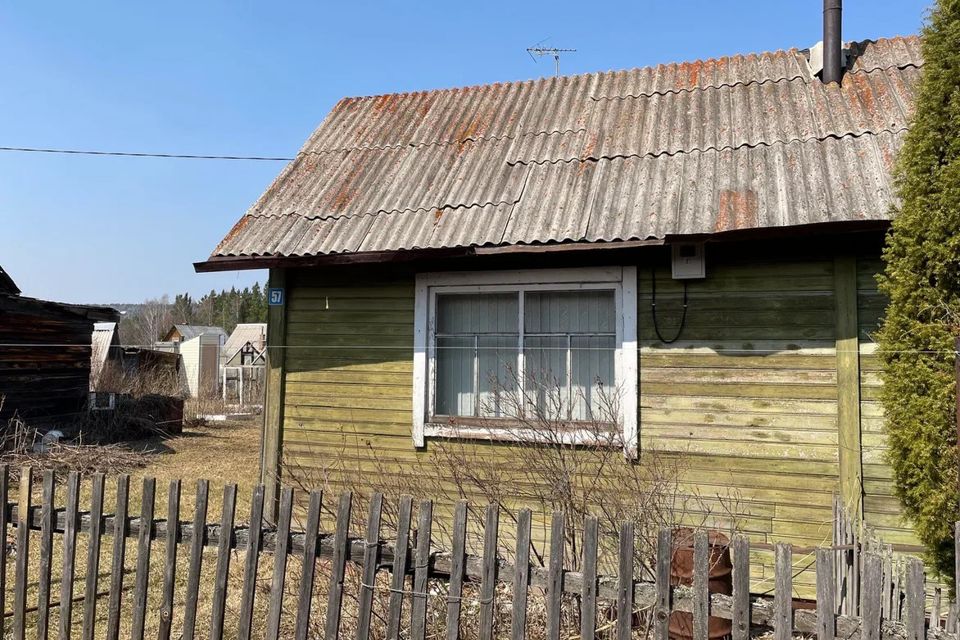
(208, 36), (922, 261)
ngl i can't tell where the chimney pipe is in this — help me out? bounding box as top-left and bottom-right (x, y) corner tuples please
(823, 0), (843, 84)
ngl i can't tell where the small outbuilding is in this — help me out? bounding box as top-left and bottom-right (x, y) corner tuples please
(221, 323), (266, 406)
(157, 325), (226, 398)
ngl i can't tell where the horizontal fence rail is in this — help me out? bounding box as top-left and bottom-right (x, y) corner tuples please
(0, 465), (957, 640)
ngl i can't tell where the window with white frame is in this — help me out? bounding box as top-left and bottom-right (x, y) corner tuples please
(412, 267), (638, 456)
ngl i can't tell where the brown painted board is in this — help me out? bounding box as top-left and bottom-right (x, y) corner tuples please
(209, 484), (237, 640)
(58, 471), (81, 640)
(386, 495), (413, 640)
(158, 480), (181, 640)
(81, 473), (105, 640)
(238, 484), (265, 640)
(130, 476), (156, 640)
(294, 490), (323, 640)
(266, 486), (294, 640)
(581, 516), (599, 640)
(105, 474), (130, 640)
(324, 491), (353, 640)
(410, 500), (433, 640)
(182, 480), (210, 640)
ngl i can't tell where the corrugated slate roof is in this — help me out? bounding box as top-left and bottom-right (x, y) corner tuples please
(208, 36), (921, 261)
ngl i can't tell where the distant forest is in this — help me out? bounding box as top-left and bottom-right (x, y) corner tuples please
(119, 284), (267, 346)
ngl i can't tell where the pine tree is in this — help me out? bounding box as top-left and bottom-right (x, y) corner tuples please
(876, 0), (960, 583)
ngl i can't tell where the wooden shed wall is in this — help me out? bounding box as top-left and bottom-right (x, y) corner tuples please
(271, 244), (915, 592)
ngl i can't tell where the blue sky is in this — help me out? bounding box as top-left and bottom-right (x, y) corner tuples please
(0, 1), (930, 304)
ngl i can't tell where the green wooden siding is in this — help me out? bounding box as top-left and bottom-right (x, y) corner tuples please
(273, 252), (915, 593)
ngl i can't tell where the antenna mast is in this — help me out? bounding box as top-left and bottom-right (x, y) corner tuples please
(526, 46), (577, 77)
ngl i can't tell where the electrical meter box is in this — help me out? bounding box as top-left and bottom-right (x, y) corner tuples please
(671, 242), (706, 279)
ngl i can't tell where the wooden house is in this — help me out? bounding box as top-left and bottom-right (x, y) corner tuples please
(0, 264), (118, 427)
(157, 324), (226, 398)
(196, 31), (923, 576)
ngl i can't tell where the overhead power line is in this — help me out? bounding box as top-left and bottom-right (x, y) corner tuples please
(0, 146), (294, 161)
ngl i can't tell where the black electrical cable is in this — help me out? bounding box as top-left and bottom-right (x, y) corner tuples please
(650, 266), (688, 344)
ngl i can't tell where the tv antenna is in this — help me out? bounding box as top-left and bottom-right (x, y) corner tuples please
(526, 46), (577, 77)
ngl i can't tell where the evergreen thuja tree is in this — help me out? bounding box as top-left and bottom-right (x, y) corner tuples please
(876, 0), (960, 583)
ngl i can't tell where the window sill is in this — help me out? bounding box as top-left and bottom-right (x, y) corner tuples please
(422, 419), (618, 447)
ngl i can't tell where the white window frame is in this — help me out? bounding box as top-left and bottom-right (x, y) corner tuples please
(413, 266), (638, 458)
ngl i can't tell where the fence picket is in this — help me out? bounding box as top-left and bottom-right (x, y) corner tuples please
(324, 491), (353, 640)
(546, 511), (564, 640)
(130, 476), (156, 640)
(183, 480), (210, 640)
(81, 473), (105, 640)
(294, 490), (323, 640)
(410, 499), (433, 640)
(238, 484), (265, 640)
(478, 503), (500, 640)
(58, 471), (81, 640)
(732, 534), (750, 640)
(655, 528), (672, 640)
(386, 495), (413, 640)
(882, 547), (893, 620)
(774, 542), (793, 640)
(13, 466), (33, 640)
(446, 500), (468, 640)
(816, 548), (835, 640)
(0, 465), (8, 640)
(158, 479), (181, 640)
(893, 558), (903, 622)
(36, 470), (56, 640)
(905, 557), (925, 640)
(209, 484), (237, 640)
(933, 587), (942, 630)
(266, 486), (294, 640)
(617, 521), (635, 640)
(862, 553), (883, 640)
(581, 516), (599, 640)
(511, 508), (532, 640)
(357, 492), (384, 640)
(694, 530), (710, 640)
(105, 474), (129, 640)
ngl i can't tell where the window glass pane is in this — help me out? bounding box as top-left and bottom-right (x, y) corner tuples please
(477, 335), (519, 417)
(523, 335), (567, 420)
(437, 293), (518, 334)
(524, 290), (615, 334)
(570, 335), (616, 421)
(435, 336), (474, 416)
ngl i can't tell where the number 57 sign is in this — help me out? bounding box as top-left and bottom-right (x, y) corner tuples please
(268, 288), (284, 306)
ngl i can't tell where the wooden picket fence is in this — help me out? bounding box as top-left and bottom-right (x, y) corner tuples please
(0, 464), (958, 640)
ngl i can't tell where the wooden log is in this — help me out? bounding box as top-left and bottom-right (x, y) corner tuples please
(209, 484), (237, 640)
(862, 553), (883, 640)
(238, 484), (265, 640)
(694, 530), (710, 640)
(732, 534), (750, 640)
(294, 490), (323, 640)
(0, 465), (8, 640)
(656, 528), (672, 640)
(581, 516), (599, 640)
(157, 479), (181, 640)
(182, 480), (209, 640)
(13, 466), (32, 640)
(512, 508), (532, 640)
(356, 492), (383, 640)
(386, 495), (412, 640)
(324, 491), (352, 640)
(478, 503), (500, 640)
(266, 486), (294, 640)
(130, 476), (155, 640)
(410, 500), (433, 640)
(105, 474), (129, 640)
(617, 521), (635, 640)
(80, 473), (105, 640)
(774, 542), (793, 640)
(446, 500), (468, 640)
(546, 511), (564, 640)
(817, 548), (836, 640)
(37, 470), (56, 640)
(905, 558), (925, 640)
(58, 471), (81, 640)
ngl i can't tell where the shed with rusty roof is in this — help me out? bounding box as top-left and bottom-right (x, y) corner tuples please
(197, 34), (922, 585)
